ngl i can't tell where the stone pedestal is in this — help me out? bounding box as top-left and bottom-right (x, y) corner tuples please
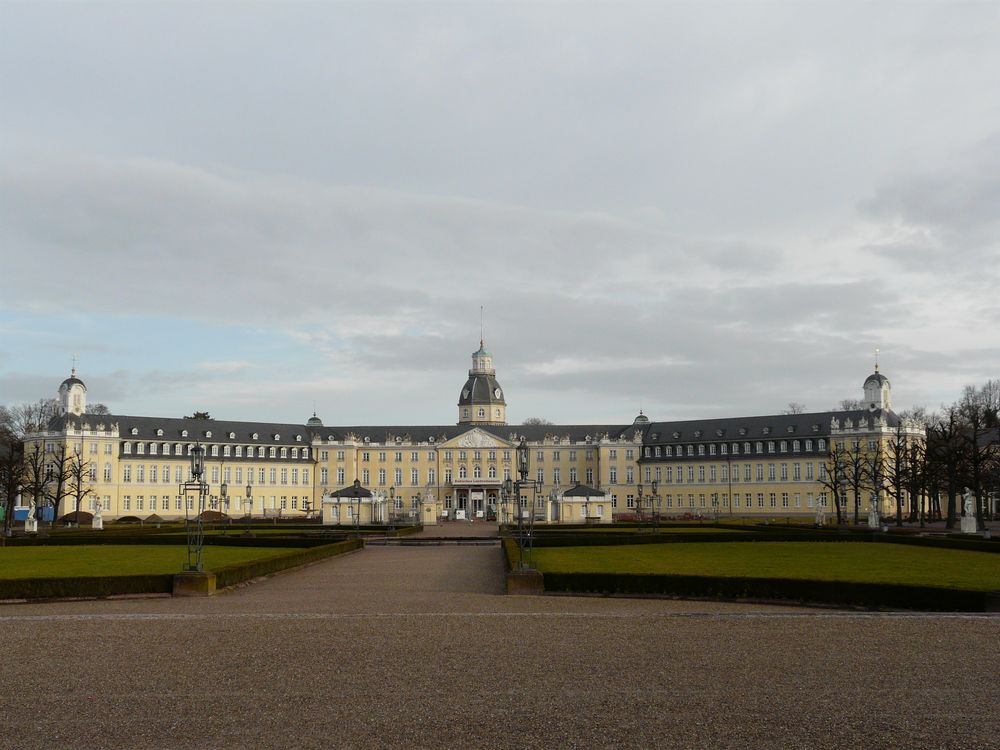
(24, 516), (37, 534)
(506, 570), (544, 595)
(92, 516), (103, 530)
(961, 515), (978, 535)
(172, 572), (217, 597)
(867, 510), (880, 530)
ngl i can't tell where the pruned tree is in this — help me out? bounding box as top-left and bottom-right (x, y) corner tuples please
(0, 407), (24, 537)
(43, 443), (73, 526)
(522, 417), (552, 426)
(818, 444), (850, 524)
(20, 442), (49, 526)
(957, 384), (998, 526)
(67, 448), (97, 519)
(861, 436), (886, 525)
(840, 438), (868, 525)
(185, 411), (212, 420)
(836, 399), (865, 411)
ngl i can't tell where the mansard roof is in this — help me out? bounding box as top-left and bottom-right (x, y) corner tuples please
(315, 423), (641, 444)
(49, 413), (315, 446)
(642, 409), (903, 444)
(562, 484), (605, 497)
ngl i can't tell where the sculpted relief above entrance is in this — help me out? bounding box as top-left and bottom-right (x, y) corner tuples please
(453, 428), (507, 449)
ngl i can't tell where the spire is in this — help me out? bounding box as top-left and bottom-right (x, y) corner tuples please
(480, 305), (485, 349)
(874, 347), (880, 372)
(71, 353), (78, 377)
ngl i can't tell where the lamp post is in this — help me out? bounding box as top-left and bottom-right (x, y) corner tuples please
(243, 477), (254, 538)
(179, 444), (208, 572)
(388, 485), (396, 534)
(651, 479), (660, 531)
(636, 483), (644, 530)
(512, 436), (541, 571)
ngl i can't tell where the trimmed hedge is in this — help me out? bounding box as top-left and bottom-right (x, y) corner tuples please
(0, 574), (174, 601)
(0, 539), (362, 601)
(213, 539), (362, 589)
(3, 535), (349, 548)
(541, 571), (1000, 612)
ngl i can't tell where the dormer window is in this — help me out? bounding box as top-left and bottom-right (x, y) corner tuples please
(739, 428), (747, 436)
(672, 431), (680, 439)
(131, 427), (138, 436)
(156, 429), (164, 437)
(205, 431), (212, 438)
(295, 435), (302, 442)
(273, 434), (280, 441)
(228, 432), (235, 439)
(252, 433), (258, 440)
(181, 430), (188, 438)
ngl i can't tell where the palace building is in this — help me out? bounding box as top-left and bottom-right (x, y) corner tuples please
(20, 343), (924, 525)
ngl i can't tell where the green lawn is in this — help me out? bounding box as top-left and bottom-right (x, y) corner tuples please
(531, 542), (1000, 592)
(0, 545), (300, 579)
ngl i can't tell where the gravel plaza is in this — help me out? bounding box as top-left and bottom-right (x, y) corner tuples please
(2, 528), (998, 750)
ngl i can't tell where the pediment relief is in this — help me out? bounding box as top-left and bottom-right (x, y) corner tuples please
(444, 427), (511, 449)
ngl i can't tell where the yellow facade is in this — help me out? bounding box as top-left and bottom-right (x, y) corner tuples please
(20, 348), (924, 526)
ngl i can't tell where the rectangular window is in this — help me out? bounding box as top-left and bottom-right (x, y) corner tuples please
(780, 464), (788, 481)
(709, 465), (717, 482)
(337, 468), (345, 484)
(767, 464), (775, 481)
(123, 496), (131, 511)
(755, 465), (763, 482)
(269, 468), (277, 484)
(793, 464), (801, 481)
(782, 492), (789, 508)
(626, 494), (634, 509)
(806, 463), (814, 481)
(757, 493), (764, 508)
(291, 468), (299, 485)
(769, 493), (777, 508)
(609, 467), (617, 483)
(362, 469), (370, 484)
(698, 466), (705, 483)
(123, 465), (132, 483)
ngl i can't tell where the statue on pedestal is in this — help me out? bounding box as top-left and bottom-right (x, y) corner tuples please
(25, 496), (38, 533)
(867, 496), (881, 530)
(961, 487), (978, 534)
(93, 501), (104, 530)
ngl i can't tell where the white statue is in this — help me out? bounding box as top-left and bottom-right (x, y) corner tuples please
(961, 487), (978, 534)
(867, 496), (880, 530)
(25, 496), (38, 533)
(93, 501), (104, 530)
(814, 498), (824, 526)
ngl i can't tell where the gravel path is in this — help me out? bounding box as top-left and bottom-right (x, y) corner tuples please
(1, 545), (997, 749)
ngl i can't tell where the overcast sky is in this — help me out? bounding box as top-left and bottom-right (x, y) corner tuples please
(2, 1), (999, 426)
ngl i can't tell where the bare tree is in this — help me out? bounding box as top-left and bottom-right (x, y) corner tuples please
(43, 443), (73, 527)
(783, 402), (806, 415)
(85, 403), (111, 416)
(20, 442), (49, 527)
(927, 405), (967, 529)
(818, 444), (850, 524)
(839, 439), (868, 525)
(0, 407), (23, 537)
(522, 417), (553, 426)
(67, 448), (97, 520)
(958, 385), (997, 526)
(837, 399), (865, 411)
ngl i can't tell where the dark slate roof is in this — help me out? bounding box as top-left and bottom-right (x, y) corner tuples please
(49, 414), (315, 446)
(458, 374), (505, 406)
(60, 376), (86, 389)
(315, 424), (642, 444)
(642, 409), (902, 444)
(864, 371), (890, 386)
(329, 480), (372, 498)
(562, 484), (605, 497)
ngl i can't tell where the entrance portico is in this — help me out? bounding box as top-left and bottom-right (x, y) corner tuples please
(451, 479), (502, 519)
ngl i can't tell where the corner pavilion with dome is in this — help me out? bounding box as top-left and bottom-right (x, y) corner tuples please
(20, 344), (924, 526)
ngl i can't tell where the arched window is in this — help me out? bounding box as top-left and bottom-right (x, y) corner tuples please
(473, 465), (482, 479)
(459, 465), (468, 479)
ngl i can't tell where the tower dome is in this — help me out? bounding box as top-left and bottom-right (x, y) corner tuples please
(458, 340), (507, 426)
(862, 366), (891, 412)
(58, 367), (87, 416)
(306, 412), (323, 428)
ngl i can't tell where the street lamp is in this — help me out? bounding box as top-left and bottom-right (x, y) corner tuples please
(243, 477), (254, 538)
(179, 444), (208, 572)
(651, 479), (660, 531)
(636, 483), (644, 529)
(388, 485), (396, 533)
(512, 436), (541, 571)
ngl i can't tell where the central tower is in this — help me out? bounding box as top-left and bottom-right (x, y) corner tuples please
(457, 340), (507, 426)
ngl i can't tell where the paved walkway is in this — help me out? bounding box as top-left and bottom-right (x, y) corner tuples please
(1, 544), (997, 749)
